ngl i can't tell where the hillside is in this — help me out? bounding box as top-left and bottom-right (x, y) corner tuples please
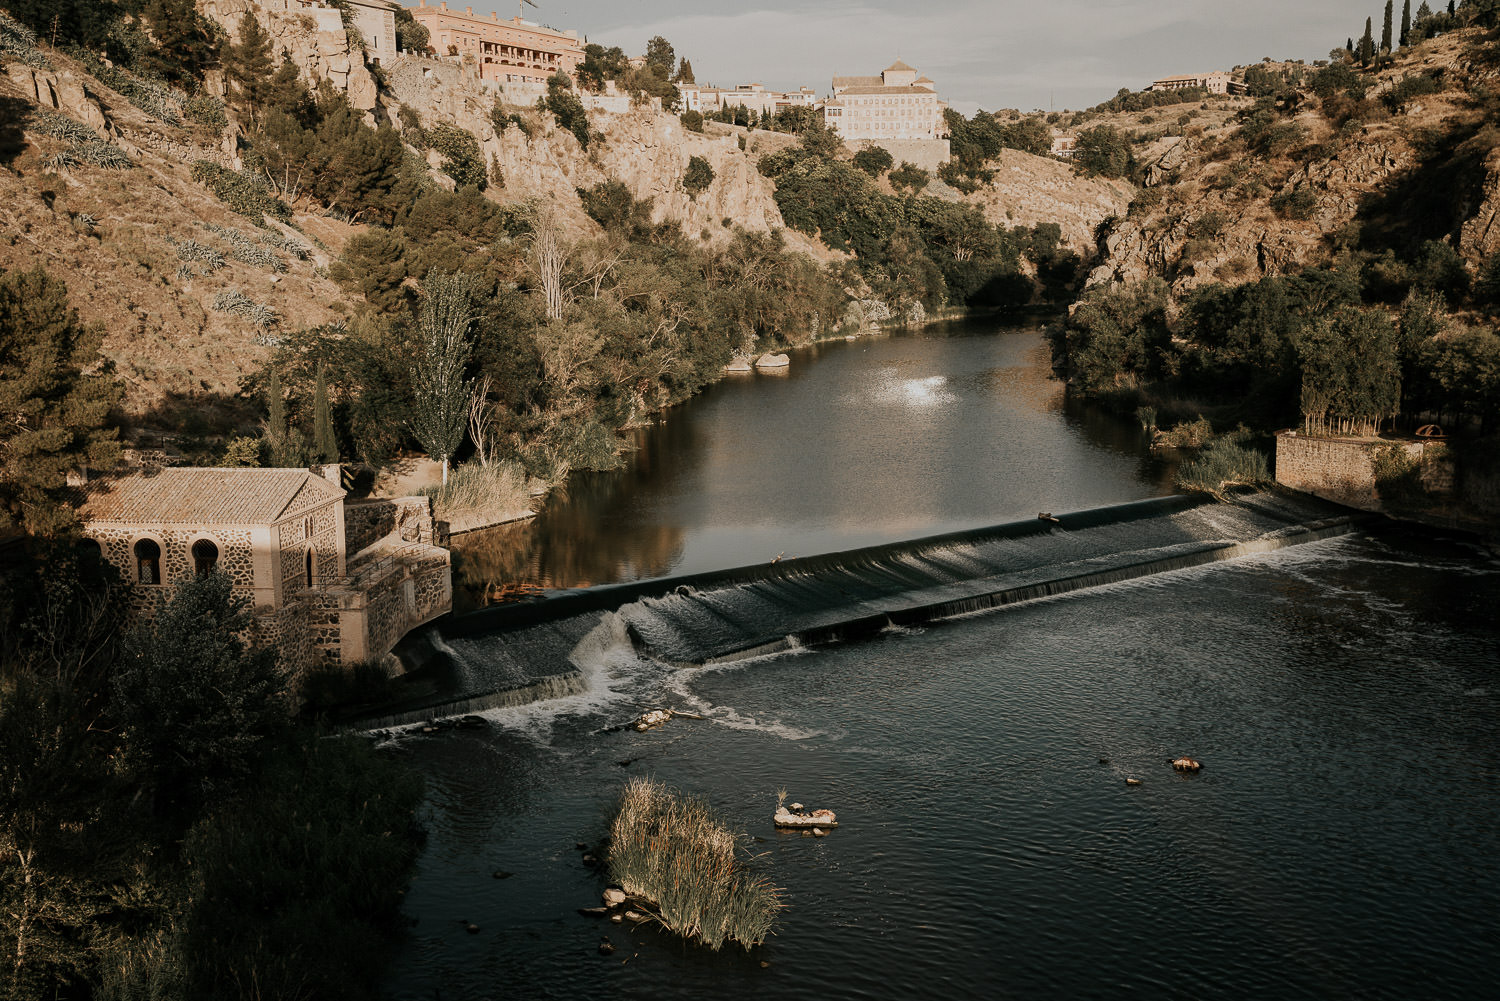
(1084, 29), (1499, 294)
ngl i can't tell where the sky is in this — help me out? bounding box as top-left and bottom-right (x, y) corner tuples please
(505, 1), (1405, 112)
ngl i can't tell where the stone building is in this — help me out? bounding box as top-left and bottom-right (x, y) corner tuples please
(1147, 71), (1245, 95)
(79, 467), (451, 673)
(407, 1), (585, 85)
(825, 60), (947, 142)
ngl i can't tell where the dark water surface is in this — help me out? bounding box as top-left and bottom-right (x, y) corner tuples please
(381, 318), (1500, 999)
(449, 318), (1174, 602)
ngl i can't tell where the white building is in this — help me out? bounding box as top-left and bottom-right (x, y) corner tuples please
(825, 60), (946, 141)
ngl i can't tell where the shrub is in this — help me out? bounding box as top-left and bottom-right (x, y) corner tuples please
(680, 109), (705, 132)
(607, 777), (781, 952)
(417, 461), (532, 526)
(426, 122), (486, 190)
(185, 92), (228, 130)
(0, 9), (48, 68)
(191, 161), (292, 222)
(1382, 73), (1443, 113)
(1270, 186), (1318, 220)
(212, 289), (278, 329)
(1372, 443), (1426, 508)
(205, 223), (288, 272)
(852, 145), (894, 178)
(1155, 415), (1216, 449)
(888, 161), (929, 194)
(683, 155), (714, 198)
(175, 239), (227, 272)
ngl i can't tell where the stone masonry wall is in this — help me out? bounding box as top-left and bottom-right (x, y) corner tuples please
(1275, 433), (1424, 508)
(344, 496), (438, 554)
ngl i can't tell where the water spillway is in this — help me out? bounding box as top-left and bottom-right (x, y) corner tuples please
(369, 491), (1366, 726)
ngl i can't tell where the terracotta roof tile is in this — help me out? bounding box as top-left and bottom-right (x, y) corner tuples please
(833, 75), (883, 88)
(80, 468), (344, 526)
(837, 86), (939, 96)
(885, 59), (917, 73)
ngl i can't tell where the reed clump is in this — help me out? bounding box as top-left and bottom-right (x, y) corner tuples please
(607, 777), (782, 952)
(418, 461), (533, 530)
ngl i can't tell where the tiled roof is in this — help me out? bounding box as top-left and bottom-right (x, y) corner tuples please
(837, 86), (939, 96)
(80, 468), (344, 526)
(833, 75), (883, 88)
(885, 59), (917, 72)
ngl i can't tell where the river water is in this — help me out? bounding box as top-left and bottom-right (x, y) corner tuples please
(379, 319), (1500, 1000)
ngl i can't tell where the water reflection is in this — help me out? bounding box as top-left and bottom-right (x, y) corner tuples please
(451, 316), (1179, 605)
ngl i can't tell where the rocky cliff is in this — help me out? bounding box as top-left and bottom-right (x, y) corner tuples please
(1086, 29), (1500, 297)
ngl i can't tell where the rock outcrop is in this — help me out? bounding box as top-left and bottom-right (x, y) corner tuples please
(953, 148), (1133, 257)
(199, 0), (378, 111)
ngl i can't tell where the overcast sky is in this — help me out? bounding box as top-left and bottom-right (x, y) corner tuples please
(513, 1), (1400, 112)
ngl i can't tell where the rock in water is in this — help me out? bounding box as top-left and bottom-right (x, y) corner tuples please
(603, 887), (627, 906)
(1171, 757), (1203, 773)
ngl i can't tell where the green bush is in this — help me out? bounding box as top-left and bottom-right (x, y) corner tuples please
(683, 154), (714, 197)
(190, 160), (292, 222)
(852, 145), (894, 177)
(1382, 72), (1443, 113)
(1270, 186), (1318, 220)
(425, 122), (486, 190)
(888, 161), (929, 193)
(185, 91), (228, 130)
(680, 109), (705, 132)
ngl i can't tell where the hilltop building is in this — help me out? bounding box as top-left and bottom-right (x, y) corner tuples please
(824, 60), (947, 142)
(407, 1), (585, 85)
(1147, 71), (1246, 95)
(236, 1), (399, 61)
(680, 83), (818, 117)
(79, 467), (451, 673)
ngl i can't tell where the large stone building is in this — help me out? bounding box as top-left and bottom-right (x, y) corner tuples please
(407, 1), (585, 85)
(79, 467), (451, 672)
(824, 60), (947, 142)
(1147, 71), (1244, 95)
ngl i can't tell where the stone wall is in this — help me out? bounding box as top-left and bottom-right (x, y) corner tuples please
(276, 501), (342, 595)
(345, 496), (439, 554)
(848, 137), (951, 173)
(85, 523), (257, 590)
(1275, 432), (1425, 508)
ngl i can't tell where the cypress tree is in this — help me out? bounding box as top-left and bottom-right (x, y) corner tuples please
(1347, 37), (1355, 53)
(225, 12), (274, 126)
(1359, 18), (1375, 64)
(1401, 0), (1412, 45)
(1382, 0), (1394, 52)
(1448, 1), (1455, 15)
(312, 364), (338, 464)
(263, 369), (305, 467)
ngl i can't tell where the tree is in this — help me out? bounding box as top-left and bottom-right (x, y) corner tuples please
(852, 145), (895, 177)
(683, 155), (715, 198)
(1401, 0), (1412, 45)
(645, 35), (675, 77)
(1359, 17), (1376, 64)
(224, 11), (274, 126)
(139, 0), (219, 85)
(394, 6), (430, 53)
(0, 268), (121, 536)
(426, 122), (486, 191)
(329, 228), (409, 312)
(1382, 0), (1395, 51)
(312, 364), (338, 463)
(408, 271), (481, 482)
(262, 369), (305, 467)
(1072, 125), (1133, 179)
(676, 57), (695, 84)
(680, 109), (705, 133)
(889, 161), (930, 193)
(112, 571), (288, 816)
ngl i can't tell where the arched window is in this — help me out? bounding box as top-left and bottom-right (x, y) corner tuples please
(192, 539), (219, 577)
(133, 538), (161, 585)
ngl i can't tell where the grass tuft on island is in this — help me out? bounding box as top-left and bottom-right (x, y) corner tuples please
(607, 777), (782, 951)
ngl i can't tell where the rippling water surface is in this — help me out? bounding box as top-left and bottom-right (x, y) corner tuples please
(384, 533), (1499, 1000)
(382, 318), (1499, 998)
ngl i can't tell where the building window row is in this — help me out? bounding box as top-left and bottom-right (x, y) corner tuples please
(124, 536), (219, 585)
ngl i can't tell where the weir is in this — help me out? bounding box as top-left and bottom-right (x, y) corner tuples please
(362, 491), (1369, 727)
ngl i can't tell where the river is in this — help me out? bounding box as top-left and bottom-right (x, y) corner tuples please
(378, 317), (1500, 1000)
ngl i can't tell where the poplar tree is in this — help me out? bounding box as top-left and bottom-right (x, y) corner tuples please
(263, 369), (305, 467)
(1401, 0), (1412, 45)
(408, 270), (480, 484)
(1359, 18), (1375, 64)
(1382, 0), (1394, 52)
(312, 364), (338, 464)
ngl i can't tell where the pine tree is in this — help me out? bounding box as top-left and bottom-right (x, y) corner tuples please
(225, 11), (274, 126)
(408, 271), (480, 484)
(0, 267), (121, 536)
(1382, 0), (1394, 52)
(1359, 18), (1375, 64)
(1401, 0), (1412, 45)
(312, 364), (338, 464)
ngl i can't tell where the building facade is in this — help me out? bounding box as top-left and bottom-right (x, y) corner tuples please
(825, 60), (947, 141)
(1148, 71), (1244, 95)
(407, 1), (585, 85)
(79, 467), (451, 672)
